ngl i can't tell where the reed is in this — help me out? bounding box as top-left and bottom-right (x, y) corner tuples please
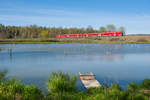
(0, 71), (150, 100)
(47, 71), (77, 93)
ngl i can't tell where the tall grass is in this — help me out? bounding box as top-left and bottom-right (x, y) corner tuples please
(0, 70), (44, 100)
(0, 70), (7, 82)
(0, 71), (150, 100)
(1, 37), (150, 44)
(47, 72), (77, 93)
(46, 72), (78, 100)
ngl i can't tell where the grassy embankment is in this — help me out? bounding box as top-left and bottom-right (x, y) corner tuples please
(1, 70), (150, 100)
(0, 36), (150, 44)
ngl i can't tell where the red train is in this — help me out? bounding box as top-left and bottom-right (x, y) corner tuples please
(56, 32), (123, 38)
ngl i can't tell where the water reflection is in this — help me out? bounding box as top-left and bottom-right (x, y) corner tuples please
(100, 54), (124, 62)
(8, 48), (13, 61)
(0, 47), (4, 52)
(0, 43), (150, 89)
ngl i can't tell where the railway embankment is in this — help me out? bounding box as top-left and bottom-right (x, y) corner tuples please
(0, 36), (150, 44)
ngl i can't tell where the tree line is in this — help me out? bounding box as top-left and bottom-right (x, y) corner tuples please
(0, 24), (125, 39)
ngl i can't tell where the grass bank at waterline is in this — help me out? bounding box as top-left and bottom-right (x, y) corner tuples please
(0, 71), (150, 100)
(1, 36), (150, 44)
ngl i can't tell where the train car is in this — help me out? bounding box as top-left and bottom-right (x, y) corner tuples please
(56, 32), (123, 38)
(87, 33), (99, 37)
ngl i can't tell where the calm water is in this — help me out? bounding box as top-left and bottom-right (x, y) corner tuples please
(0, 43), (150, 89)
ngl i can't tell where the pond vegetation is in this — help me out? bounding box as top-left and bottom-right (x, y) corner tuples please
(0, 71), (150, 100)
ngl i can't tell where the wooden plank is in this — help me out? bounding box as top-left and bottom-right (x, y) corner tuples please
(79, 72), (101, 89)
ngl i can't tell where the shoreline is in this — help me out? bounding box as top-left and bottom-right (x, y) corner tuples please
(1, 36), (150, 44)
(0, 71), (150, 99)
(1, 41), (150, 44)
(0, 40), (150, 44)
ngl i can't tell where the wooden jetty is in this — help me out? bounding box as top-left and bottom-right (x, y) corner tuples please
(79, 72), (101, 89)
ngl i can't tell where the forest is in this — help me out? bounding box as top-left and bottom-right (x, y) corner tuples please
(0, 24), (125, 39)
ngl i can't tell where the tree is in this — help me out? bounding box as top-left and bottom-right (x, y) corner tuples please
(0, 24), (6, 38)
(107, 24), (116, 32)
(0, 24), (126, 39)
(99, 27), (107, 32)
(86, 25), (94, 33)
(40, 30), (49, 39)
(118, 26), (126, 36)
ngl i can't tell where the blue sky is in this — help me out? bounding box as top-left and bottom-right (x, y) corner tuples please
(0, 0), (150, 34)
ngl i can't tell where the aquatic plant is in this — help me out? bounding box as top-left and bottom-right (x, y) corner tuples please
(0, 70), (7, 82)
(0, 79), (44, 100)
(0, 79), (24, 100)
(141, 79), (150, 89)
(47, 72), (77, 93)
(22, 85), (44, 100)
(0, 71), (150, 100)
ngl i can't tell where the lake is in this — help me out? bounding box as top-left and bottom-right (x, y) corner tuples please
(0, 43), (150, 90)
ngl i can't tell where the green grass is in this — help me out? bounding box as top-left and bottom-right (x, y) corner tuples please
(1, 71), (150, 100)
(0, 42), (58, 44)
(47, 71), (77, 93)
(1, 40), (150, 44)
(1, 38), (150, 44)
